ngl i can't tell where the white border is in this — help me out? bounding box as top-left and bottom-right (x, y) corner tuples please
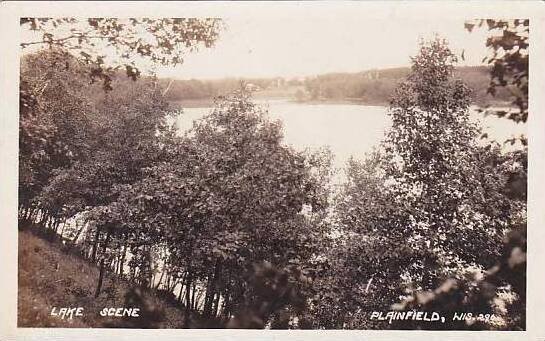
(1, 2), (544, 340)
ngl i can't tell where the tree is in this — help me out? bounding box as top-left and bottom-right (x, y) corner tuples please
(18, 46), (179, 301)
(19, 17), (222, 222)
(465, 20), (528, 124)
(389, 20), (530, 331)
(314, 39), (519, 330)
(20, 18), (223, 90)
(382, 38), (512, 281)
(87, 92), (332, 327)
(19, 49), (96, 222)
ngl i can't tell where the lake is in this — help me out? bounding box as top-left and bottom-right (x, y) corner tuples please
(174, 100), (526, 170)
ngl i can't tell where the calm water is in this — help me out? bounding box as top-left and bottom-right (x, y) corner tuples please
(174, 100), (526, 170)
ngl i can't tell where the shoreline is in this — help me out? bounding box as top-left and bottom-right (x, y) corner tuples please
(169, 97), (513, 109)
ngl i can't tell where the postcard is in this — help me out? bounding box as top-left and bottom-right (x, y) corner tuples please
(1, 1), (544, 340)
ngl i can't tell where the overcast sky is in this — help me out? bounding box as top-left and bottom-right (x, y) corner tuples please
(156, 16), (492, 80)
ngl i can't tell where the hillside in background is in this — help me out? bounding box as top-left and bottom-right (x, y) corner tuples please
(161, 66), (512, 107)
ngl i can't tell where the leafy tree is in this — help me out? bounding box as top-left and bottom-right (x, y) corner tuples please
(382, 38), (507, 286)
(386, 38), (519, 276)
(19, 16), (222, 221)
(86, 92), (332, 326)
(19, 49), (95, 222)
(390, 20), (530, 331)
(20, 18), (223, 90)
(19, 47), (176, 300)
(465, 19), (528, 124)
(305, 154), (428, 328)
(313, 39), (520, 330)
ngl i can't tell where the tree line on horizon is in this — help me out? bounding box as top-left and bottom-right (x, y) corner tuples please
(159, 65), (513, 107)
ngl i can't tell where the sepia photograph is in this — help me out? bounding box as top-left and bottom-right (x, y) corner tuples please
(15, 12), (529, 331)
(1, 2), (543, 338)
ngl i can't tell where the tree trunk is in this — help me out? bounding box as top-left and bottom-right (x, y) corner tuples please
(204, 259), (221, 317)
(95, 258), (107, 298)
(177, 281), (184, 302)
(166, 273), (172, 291)
(91, 227), (101, 263)
(72, 220), (86, 244)
(222, 293), (231, 319)
(213, 292), (221, 317)
(156, 270), (165, 289)
(119, 235), (128, 276)
(178, 273), (187, 302)
(39, 210), (47, 226)
(30, 209), (38, 223)
(94, 229), (111, 298)
(59, 220), (66, 239)
(184, 271), (193, 328)
(192, 283), (198, 311)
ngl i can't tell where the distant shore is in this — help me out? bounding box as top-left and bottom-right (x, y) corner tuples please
(170, 96), (512, 110)
(169, 96), (389, 109)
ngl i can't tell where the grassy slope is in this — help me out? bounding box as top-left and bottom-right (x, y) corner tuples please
(18, 229), (190, 328)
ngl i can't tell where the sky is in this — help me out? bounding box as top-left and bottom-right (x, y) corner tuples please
(155, 16), (492, 80)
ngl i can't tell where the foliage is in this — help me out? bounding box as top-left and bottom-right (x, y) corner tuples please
(78, 92), (332, 326)
(391, 225), (526, 330)
(21, 18), (223, 90)
(19, 16), (221, 215)
(383, 39), (508, 273)
(465, 19), (528, 123)
(306, 39), (524, 330)
(18, 18), (527, 331)
(19, 49), (95, 212)
(388, 20), (530, 331)
(19, 49), (172, 221)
